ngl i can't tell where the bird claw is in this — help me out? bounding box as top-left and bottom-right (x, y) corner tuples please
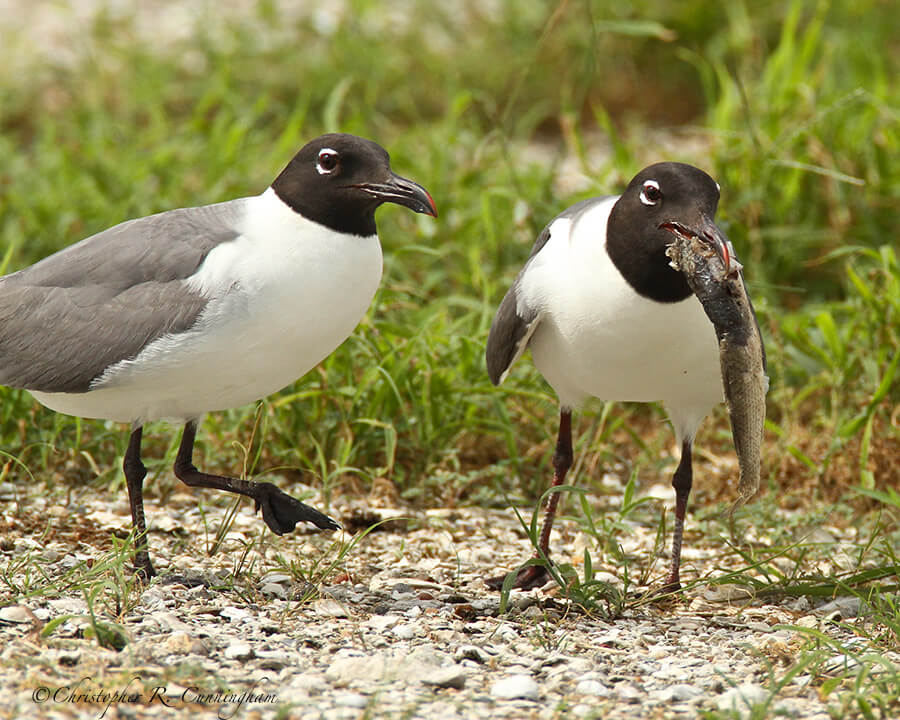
(485, 563), (552, 591)
(132, 553), (156, 582)
(253, 482), (340, 534)
(639, 577), (683, 604)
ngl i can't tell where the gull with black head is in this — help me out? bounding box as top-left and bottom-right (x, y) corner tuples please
(486, 162), (733, 592)
(0, 132), (437, 579)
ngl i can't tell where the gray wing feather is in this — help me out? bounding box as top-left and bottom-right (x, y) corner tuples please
(521, 195), (613, 264)
(485, 279), (540, 386)
(485, 221), (553, 386)
(485, 196), (615, 386)
(0, 200), (246, 393)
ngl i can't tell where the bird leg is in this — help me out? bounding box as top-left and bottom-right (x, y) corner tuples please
(487, 409), (573, 591)
(123, 426), (155, 580)
(173, 420), (340, 535)
(661, 439), (693, 593)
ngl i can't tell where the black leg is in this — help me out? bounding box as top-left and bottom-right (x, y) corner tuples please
(487, 409), (573, 591)
(662, 439), (693, 592)
(173, 420), (340, 534)
(123, 426), (155, 580)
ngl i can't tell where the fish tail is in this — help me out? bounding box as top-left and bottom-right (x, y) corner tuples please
(723, 495), (749, 518)
(723, 472), (760, 518)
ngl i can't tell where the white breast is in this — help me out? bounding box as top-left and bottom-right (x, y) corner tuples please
(33, 188), (383, 424)
(522, 198), (722, 436)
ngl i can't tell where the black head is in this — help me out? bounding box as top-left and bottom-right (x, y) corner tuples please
(606, 162), (725, 302)
(271, 133), (437, 236)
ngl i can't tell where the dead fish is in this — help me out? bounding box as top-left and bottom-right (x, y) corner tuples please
(662, 222), (768, 511)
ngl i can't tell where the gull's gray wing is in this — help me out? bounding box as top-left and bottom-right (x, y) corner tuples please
(485, 226), (547, 386)
(485, 196), (613, 385)
(0, 199), (248, 393)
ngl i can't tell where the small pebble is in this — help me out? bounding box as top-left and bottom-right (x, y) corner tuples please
(818, 596), (862, 619)
(575, 679), (610, 696)
(260, 582), (287, 599)
(421, 665), (467, 689)
(220, 606), (251, 623)
(366, 615), (402, 631)
(659, 684), (703, 702)
(0, 606), (35, 624)
(260, 572), (292, 584)
(392, 624), (416, 640)
(334, 693), (368, 708)
(454, 645), (489, 664)
(716, 683), (769, 714)
(490, 675), (540, 701)
(161, 631), (201, 656)
(493, 625), (519, 643)
(314, 598), (349, 618)
(615, 682), (643, 703)
(224, 642), (253, 661)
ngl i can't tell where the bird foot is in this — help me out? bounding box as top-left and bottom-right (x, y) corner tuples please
(485, 562), (552, 591)
(252, 482), (341, 535)
(157, 573), (209, 589)
(658, 581), (682, 595)
(641, 577), (683, 603)
(132, 552), (156, 582)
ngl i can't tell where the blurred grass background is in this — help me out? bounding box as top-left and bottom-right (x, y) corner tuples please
(0, 0), (897, 531)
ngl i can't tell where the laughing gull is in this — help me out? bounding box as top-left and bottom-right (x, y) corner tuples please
(0, 133), (437, 579)
(485, 162), (729, 592)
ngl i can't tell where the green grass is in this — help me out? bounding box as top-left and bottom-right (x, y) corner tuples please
(1, 0), (899, 716)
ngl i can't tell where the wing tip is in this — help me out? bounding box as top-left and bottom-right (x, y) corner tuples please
(485, 346), (510, 386)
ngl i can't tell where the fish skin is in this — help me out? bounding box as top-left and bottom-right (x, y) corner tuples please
(666, 235), (768, 511)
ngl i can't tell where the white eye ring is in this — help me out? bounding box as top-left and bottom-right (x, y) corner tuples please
(316, 148), (339, 175)
(639, 179), (661, 206)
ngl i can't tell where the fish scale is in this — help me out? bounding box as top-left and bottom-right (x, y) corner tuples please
(667, 234), (768, 511)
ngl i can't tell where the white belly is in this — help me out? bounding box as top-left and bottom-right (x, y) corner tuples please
(521, 199), (723, 438)
(531, 292), (722, 411)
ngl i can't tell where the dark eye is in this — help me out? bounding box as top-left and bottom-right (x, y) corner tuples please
(640, 180), (662, 206)
(316, 148), (339, 174)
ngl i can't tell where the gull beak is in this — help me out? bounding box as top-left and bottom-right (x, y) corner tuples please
(349, 172), (438, 217)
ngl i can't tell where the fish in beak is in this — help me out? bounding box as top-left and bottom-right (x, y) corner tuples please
(660, 216), (739, 276)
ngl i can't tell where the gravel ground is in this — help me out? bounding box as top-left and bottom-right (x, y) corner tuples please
(0, 478), (877, 720)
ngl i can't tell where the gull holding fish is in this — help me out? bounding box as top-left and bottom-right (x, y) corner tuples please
(485, 162), (766, 592)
